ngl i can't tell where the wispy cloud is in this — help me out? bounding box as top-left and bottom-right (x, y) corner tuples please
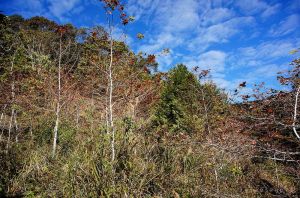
(188, 16), (255, 50)
(225, 38), (300, 90)
(269, 14), (300, 37)
(5, 0), (85, 22)
(2, 0), (298, 91)
(126, 0), (300, 91)
(127, 0), (160, 22)
(184, 50), (227, 72)
(235, 0), (278, 17)
(129, 0), (255, 68)
(199, 8), (235, 27)
(155, 0), (200, 32)
(182, 50), (229, 88)
(48, 0), (82, 22)
(261, 3), (280, 18)
(234, 39), (300, 64)
(6, 0), (47, 17)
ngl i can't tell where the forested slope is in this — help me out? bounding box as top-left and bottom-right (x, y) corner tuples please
(0, 5), (300, 197)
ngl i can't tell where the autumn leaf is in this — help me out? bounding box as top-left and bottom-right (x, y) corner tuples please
(147, 54), (156, 64)
(193, 66), (199, 72)
(137, 33), (144, 39)
(242, 95), (250, 100)
(143, 66), (150, 73)
(56, 26), (67, 35)
(119, 5), (124, 11)
(239, 81), (246, 87)
(199, 69), (210, 78)
(122, 18), (129, 25)
(129, 16), (135, 21)
(162, 48), (170, 55)
(289, 49), (299, 55)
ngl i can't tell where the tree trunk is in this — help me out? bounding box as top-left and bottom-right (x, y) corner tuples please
(52, 34), (62, 158)
(0, 105), (7, 141)
(108, 23), (115, 162)
(292, 86), (300, 140)
(6, 54), (16, 153)
(6, 108), (14, 153)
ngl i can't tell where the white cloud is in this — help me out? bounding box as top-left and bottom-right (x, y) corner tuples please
(236, 39), (300, 63)
(125, 0), (298, 92)
(138, 33), (183, 54)
(183, 50), (227, 74)
(269, 14), (300, 37)
(128, 0), (255, 69)
(188, 16), (255, 49)
(6, 0), (298, 92)
(199, 8), (235, 27)
(261, 3), (280, 18)
(157, 54), (173, 71)
(181, 50), (230, 89)
(225, 38), (300, 91)
(126, 0), (258, 91)
(127, 0), (160, 21)
(236, 0), (281, 19)
(236, 0), (269, 14)
(129, 0), (202, 56)
(48, 0), (81, 22)
(197, 50), (227, 72)
(202, 37), (300, 92)
(8, 0), (47, 18)
(8, 0), (85, 22)
(27, 0), (44, 11)
(211, 78), (232, 89)
(156, 0), (200, 32)
(249, 64), (282, 78)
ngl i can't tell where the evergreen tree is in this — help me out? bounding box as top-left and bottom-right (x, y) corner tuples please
(153, 64), (201, 133)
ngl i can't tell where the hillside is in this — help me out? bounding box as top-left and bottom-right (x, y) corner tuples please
(0, 3), (300, 197)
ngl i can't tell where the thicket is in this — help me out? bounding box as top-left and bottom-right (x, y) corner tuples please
(0, 5), (299, 198)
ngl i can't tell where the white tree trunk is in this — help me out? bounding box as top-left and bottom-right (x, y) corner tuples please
(108, 24), (115, 162)
(0, 105), (7, 141)
(14, 111), (19, 142)
(292, 86), (300, 140)
(6, 108), (14, 153)
(52, 34), (62, 158)
(105, 94), (109, 133)
(6, 54), (16, 153)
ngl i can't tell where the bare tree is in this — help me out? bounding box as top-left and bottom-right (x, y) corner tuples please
(52, 30), (63, 158)
(106, 12), (116, 162)
(50, 25), (81, 157)
(99, 0), (138, 163)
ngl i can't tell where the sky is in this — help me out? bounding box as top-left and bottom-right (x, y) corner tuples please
(1, 0), (300, 93)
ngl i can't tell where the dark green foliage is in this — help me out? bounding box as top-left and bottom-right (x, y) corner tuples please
(153, 64), (200, 133)
(153, 64), (228, 134)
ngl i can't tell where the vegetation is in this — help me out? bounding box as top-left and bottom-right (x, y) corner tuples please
(0, 2), (299, 197)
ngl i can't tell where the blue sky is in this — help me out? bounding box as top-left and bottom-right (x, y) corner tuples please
(1, 0), (300, 92)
